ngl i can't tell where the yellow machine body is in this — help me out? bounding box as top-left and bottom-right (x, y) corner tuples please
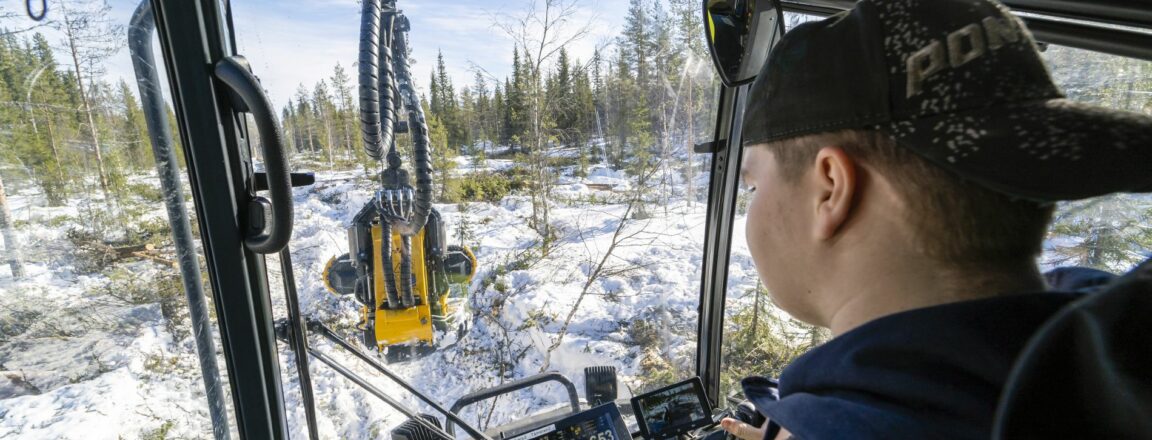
(367, 223), (450, 348)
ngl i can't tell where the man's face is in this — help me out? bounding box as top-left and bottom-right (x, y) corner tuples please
(741, 146), (815, 321)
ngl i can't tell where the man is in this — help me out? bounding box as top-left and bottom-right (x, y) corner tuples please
(718, 0), (1152, 438)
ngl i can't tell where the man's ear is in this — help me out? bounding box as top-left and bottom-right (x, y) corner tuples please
(810, 147), (857, 240)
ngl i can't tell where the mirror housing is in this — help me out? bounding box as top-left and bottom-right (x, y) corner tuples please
(704, 0), (787, 87)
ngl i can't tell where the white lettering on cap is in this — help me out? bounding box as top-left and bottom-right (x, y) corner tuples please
(905, 16), (1023, 98)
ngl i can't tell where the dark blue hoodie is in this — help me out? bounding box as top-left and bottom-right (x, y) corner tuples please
(742, 293), (1083, 439)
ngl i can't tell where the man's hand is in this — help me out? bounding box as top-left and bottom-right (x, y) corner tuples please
(719, 417), (766, 440)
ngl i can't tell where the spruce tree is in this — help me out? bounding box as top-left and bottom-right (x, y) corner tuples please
(493, 82), (506, 148)
(472, 72), (489, 142)
(313, 80), (336, 167)
(294, 84), (316, 153)
(118, 79), (149, 170)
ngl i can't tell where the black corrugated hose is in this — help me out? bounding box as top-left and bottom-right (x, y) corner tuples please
(378, 11), (399, 165)
(358, 0), (385, 160)
(392, 14), (433, 236)
(380, 220), (401, 309)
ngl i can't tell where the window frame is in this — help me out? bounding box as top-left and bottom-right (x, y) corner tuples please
(698, 0), (1152, 404)
(146, 0), (1152, 434)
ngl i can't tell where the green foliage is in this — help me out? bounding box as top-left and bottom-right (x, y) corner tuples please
(139, 421), (175, 440)
(720, 283), (829, 399)
(1046, 196), (1152, 272)
(446, 171), (528, 203)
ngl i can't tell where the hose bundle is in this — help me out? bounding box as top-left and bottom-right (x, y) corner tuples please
(357, 2), (434, 309)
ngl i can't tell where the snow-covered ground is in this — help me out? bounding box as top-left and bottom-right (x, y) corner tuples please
(0, 160), (761, 439)
(2, 158), (1147, 439)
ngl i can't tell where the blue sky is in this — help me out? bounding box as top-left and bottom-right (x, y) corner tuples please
(31, 0), (630, 112)
(230, 0), (628, 110)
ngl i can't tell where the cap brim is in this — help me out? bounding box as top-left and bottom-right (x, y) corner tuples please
(883, 99), (1152, 201)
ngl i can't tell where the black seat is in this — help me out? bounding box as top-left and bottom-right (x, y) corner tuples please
(994, 257), (1152, 438)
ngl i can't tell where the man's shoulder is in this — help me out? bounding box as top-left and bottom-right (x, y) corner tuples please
(763, 292), (1083, 440)
(818, 292), (1083, 360)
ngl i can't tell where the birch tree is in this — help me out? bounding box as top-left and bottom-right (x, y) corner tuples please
(494, 0), (594, 251)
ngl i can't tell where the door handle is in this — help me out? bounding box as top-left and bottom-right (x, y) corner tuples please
(214, 55), (293, 254)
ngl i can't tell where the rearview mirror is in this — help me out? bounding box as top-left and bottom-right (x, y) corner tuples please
(704, 0), (786, 87)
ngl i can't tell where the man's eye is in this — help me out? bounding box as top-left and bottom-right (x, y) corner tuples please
(740, 183), (756, 193)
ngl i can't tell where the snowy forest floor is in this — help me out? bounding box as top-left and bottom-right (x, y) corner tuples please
(0, 157), (773, 439)
(2, 153), (1148, 439)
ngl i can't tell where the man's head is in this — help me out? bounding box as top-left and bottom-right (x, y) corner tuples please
(740, 129), (1053, 326)
(754, 129), (1053, 263)
(739, 0), (1152, 329)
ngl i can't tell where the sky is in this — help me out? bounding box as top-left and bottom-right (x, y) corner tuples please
(5, 0), (630, 112)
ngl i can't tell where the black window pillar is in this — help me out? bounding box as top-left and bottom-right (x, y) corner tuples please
(149, 0), (288, 438)
(696, 86), (748, 405)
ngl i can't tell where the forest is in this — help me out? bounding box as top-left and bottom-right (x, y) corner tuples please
(1, 0), (1151, 437)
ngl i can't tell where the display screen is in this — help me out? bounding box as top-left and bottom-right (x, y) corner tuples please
(630, 378), (712, 439)
(514, 403), (631, 440)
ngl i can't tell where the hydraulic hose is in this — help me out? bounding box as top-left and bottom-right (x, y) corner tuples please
(358, 0), (385, 160)
(378, 11), (398, 163)
(399, 235), (414, 307)
(391, 15), (433, 236)
(380, 220), (401, 309)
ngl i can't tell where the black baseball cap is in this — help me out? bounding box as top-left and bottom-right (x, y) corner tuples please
(742, 0), (1152, 201)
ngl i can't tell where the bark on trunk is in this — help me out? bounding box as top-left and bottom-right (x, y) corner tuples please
(61, 3), (111, 199)
(0, 174), (27, 278)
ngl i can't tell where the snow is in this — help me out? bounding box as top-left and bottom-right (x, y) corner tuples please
(0, 157), (740, 439)
(3, 154), (1146, 439)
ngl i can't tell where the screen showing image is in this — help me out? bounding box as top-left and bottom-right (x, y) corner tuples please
(518, 403), (631, 440)
(637, 382), (707, 436)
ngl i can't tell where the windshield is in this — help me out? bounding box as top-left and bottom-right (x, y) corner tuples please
(1038, 43), (1152, 274)
(244, 0), (720, 436)
(0, 1), (235, 438)
(717, 15), (1152, 404)
(0, 0), (720, 438)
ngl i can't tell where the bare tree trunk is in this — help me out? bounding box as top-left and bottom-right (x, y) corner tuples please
(541, 200), (637, 372)
(61, 2), (110, 200)
(533, 91), (551, 248)
(343, 114), (354, 159)
(0, 174), (27, 278)
(39, 111), (67, 205)
(305, 117), (316, 153)
(686, 76), (695, 207)
(322, 112), (335, 168)
(496, 0), (591, 251)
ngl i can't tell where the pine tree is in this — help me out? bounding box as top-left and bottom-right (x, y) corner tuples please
(458, 85), (475, 152)
(501, 76), (515, 147)
(429, 68), (443, 117)
(54, 0), (124, 201)
(4, 32), (70, 205)
(330, 62), (355, 157)
(506, 47), (528, 148)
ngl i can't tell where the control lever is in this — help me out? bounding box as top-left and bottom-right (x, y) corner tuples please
(701, 401), (766, 440)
